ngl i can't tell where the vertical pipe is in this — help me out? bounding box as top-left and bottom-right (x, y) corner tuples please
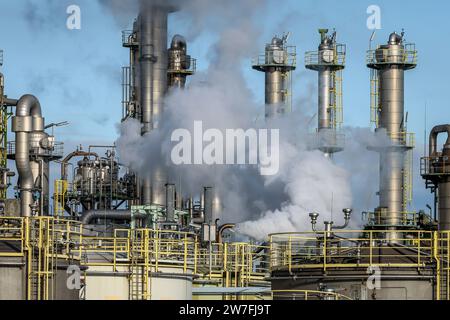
(203, 187), (213, 224)
(16, 131), (33, 217)
(139, 11), (154, 134)
(165, 183), (175, 222)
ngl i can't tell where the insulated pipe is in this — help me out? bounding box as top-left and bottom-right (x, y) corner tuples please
(12, 94), (43, 217)
(429, 125), (450, 156)
(165, 183), (176, 222)
(138, 8), (153, 206)
(138, 9), (154, 134)
(3, 98), (18, 106)
(80, 210), (131, 225)
(218, 224), (235, 243)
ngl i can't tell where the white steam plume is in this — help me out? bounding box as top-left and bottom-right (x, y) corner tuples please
(113, 0), (389, 241)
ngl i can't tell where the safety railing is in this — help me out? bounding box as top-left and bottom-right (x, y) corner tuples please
(0, 217), (25, 257)
(305, 44), (346, 68)
(252, 46), (297, 68)
(8, 141), (64, 159)
(168, 58), (197, 75)
(195, 242), (270, 287)
(367, 43), (417, 66)
(272, 290), (352, 300)
(53, 180), (68, 217)
(270, 230), (435, 272)
(81, 230), (131, 268)
(362, 211), (419, 227)
(122, 30), (138, 47)
(308, 130), (345, 152)
(388, 131), (415, 147)
(133, 229), (197, 272)
(421, 156), (450, 176)
(81, 229), (197, 273)
(0, 217), (82, 260)
(437, 231), (450, 300)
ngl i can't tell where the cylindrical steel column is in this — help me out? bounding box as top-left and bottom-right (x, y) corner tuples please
(378, 67), (404, 137)
(168, 35), (192, 89)
(265, 68), (285, 118)
(253, 35), (296, 120)
(368, 32), (416, 235)
(138, 11), (153, 135)
(150, 5), (168, 130)
(379, 150), (404, 227)
(318, 69), (331, 130)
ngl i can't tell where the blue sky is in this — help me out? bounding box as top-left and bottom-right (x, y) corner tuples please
(0, 0), (448, 211)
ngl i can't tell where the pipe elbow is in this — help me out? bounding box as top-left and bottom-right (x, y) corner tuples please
(429, 125), (450, 156)
(16, 94), (42, 117)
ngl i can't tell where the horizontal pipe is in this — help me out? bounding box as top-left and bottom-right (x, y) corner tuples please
(80, 210), (131, 225)
(3, 98), (18, 106)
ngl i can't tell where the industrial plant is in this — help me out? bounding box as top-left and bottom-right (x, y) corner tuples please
(0, 0), (449, 302)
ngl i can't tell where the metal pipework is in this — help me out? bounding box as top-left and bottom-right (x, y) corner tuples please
(309, 209), (352, 237)
(80, 209), (131, 225)
(367, 32), (417, 234)
(138, 3), (175, 207)
(203, 187), (221, 224)
(429, 125), (450, 156)
(60, 151), (99, 181)
(253, 34), (296, 119)
(12, 95), (43, 217)
(165, 183), (176, 222)
(218, 223), (236, 243)
(423, 125), (450, 230)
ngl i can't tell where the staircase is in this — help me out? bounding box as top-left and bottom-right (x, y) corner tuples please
(26, 218), (55, 300)
(129, 230), (151, 300)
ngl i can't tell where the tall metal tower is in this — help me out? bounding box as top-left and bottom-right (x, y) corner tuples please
(252, 33), (296, 119)
(168, 35), (196, 89)
(306, 29), (346, 157)
(367, 31), (417, 239)
(121, 4), (195, 209)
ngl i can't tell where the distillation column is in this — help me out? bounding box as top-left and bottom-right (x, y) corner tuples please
(122, 4), (195, 215)
(168, 35), (195, 89)
(306, 29), (346, 157)
(252, 34), (296, 119)
(367, 32), (417, 237)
